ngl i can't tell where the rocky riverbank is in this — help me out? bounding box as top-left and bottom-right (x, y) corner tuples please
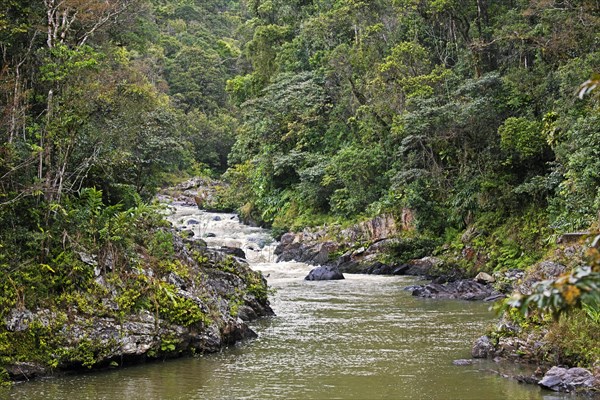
(273, 215), (512, 302)
(0, 201), (273, 383)
(273, 214), (600, 394)
(467, 244), (600, 394)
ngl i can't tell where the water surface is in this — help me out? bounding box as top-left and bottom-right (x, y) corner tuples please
(3, 207), (566, 399)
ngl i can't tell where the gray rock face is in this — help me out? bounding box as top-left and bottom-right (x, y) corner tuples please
(474, 272), (495, 284)
(3, 362), (47, 381)
(4, 309), (34, 332)
(472, 335), (496, 358)
(538, 366), (597, 392)
(275, 215), (398, 272)
(517, 261), (568, 294)
(402, 257), (443, 276)
(305, 265), (345, 281)
(2, 232), (274, 382)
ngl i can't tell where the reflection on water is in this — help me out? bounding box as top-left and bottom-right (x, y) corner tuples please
(2, 207), (568, 399)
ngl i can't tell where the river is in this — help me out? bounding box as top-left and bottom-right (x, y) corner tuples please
(3, 206), (568, 399)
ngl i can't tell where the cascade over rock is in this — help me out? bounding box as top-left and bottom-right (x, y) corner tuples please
(275, 215), (401, 273)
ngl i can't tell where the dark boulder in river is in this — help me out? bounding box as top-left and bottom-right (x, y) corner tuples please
(305, 265), (345, 281)
(219, 246), (246, 259)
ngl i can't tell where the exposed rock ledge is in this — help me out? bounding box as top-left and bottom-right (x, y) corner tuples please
(274, 216), (512, 301)
(471, 336), (599, 393)
(274, 214), (406, 274)
(1, 234), (273, 382)
(404, 279), (503, 302)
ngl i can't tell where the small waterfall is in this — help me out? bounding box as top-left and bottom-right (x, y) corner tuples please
(167, 205), (278, 264)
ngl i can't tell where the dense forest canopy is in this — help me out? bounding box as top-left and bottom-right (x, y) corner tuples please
(0, 0), (599, 315)
(224, 0), (600, 239)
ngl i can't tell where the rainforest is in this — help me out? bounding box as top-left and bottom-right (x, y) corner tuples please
(0, 0), (599, 397)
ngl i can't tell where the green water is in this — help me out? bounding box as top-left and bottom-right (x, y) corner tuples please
(3, 263), (565, 400)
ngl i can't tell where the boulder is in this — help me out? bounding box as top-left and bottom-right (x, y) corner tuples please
(274, 241), (304, 262)
(311, 241), (339, 265)
(236, 305), (258, 322)
(219, 246), (246, 259)
(392, 264), (410, 275)
(305, 265), (345, 281)
(366, 262), (394, 275)
(278, 232), (296, 246)
(407, 257), (443, 276)
(274, 215), (398, 271)
(474, 272), (495, 284)
(538, 366), (597, 392)
(472, 335), (495, 358)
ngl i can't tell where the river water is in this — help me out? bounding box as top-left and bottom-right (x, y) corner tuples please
(4, 206), (568, 399)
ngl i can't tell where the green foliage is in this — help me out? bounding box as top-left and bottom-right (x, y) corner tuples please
(498, 117), (546, 159)
(388, 237), (441, 264)
(323, 144), (387, 217)
(160, 338), (179, 353)
(155, 283), (209, 327)
(39, 44), (102, 83)
(543, 309), (600, 368)
(506, 267), (600, 317)
(0, 367), (9, 386)
(149, 230), (175, 259)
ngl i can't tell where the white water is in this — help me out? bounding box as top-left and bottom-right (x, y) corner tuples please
(167, 206), (277, 264)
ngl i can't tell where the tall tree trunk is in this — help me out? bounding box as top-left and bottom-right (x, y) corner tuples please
(475, 0), (497, 72)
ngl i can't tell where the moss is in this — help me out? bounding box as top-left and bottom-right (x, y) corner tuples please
(55, 337), (118, 369)
(0, 312), (68, 370)
(155, 283), (210, 327)
(0, 367), (11, 387)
